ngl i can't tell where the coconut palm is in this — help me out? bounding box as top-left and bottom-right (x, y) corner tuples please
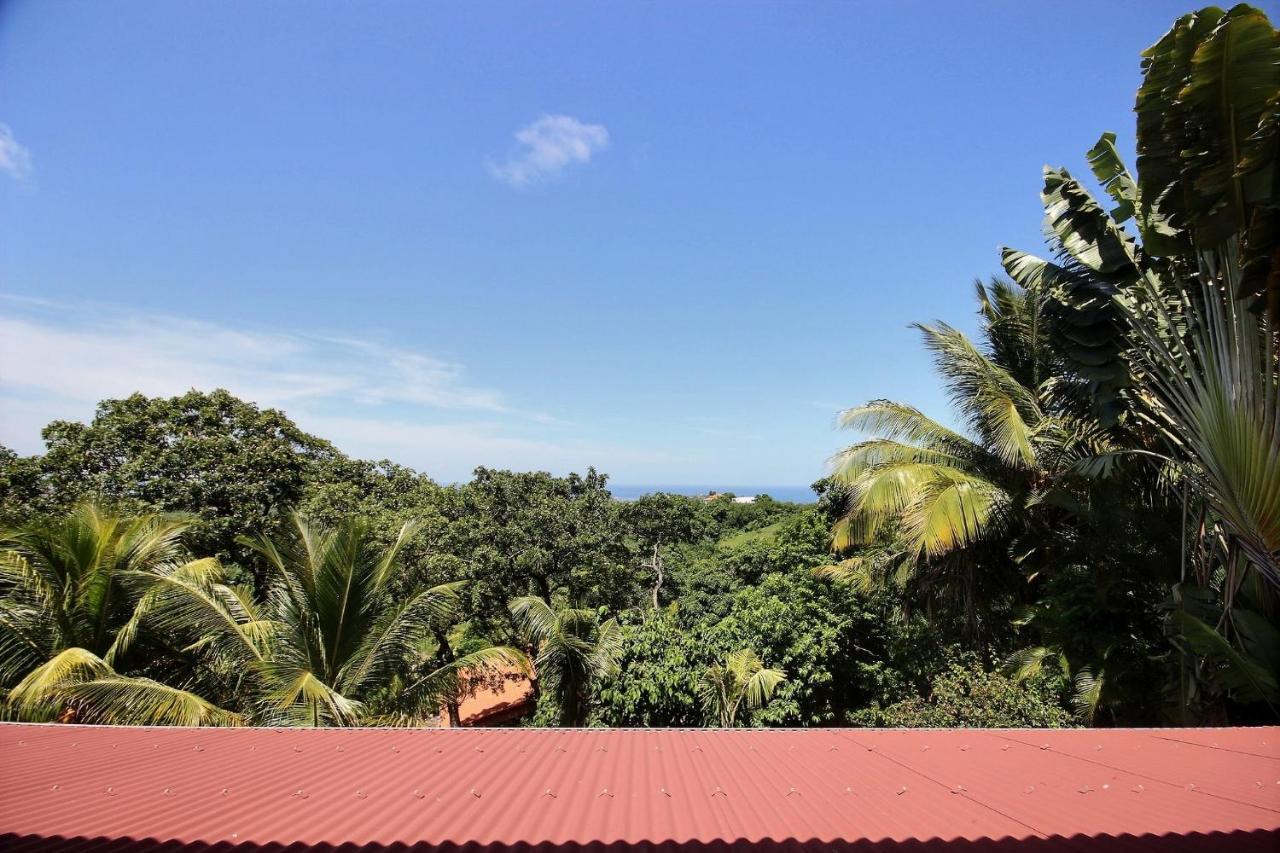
(698, 648), (786, 727)
(0, 504), (240, 725)
(238, 515), (526, 725)
(823, 281), (1105, 630)
(509, 596), (621, 726)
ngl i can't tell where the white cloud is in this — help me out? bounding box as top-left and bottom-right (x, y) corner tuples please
(0, 295), (664, 481)
(488, 114), (608, 187)
(0, 124), (32, 180)
(0, 306), (504, 413)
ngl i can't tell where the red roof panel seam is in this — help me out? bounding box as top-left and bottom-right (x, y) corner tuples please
(1148, 734), (1280, 761)
(830, 730), (1051, 842)
(980, 730), (1280, 817)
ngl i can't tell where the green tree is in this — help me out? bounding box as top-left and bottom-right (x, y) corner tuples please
(698, 648), (786, 727)
(236, 515), (524, 725)
(826, 281), (1094, 633)
(591, 610), (707, 726)
(621, 493), (706, 609)
(442, 468), (633, 630)
(7, 390), (343, 589)
(853, 659), (1073, 728)
(509, 595), (621, 726)
(0, 505), (238, 725)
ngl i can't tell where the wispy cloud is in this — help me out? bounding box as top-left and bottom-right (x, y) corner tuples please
(488, 114), (608, 187)
(0, 299), (505, 413)
(0, 295), (658, 480)
(0, 124), (32, 180)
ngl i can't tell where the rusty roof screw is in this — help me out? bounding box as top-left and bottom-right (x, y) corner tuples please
(896, 786), (908, 796)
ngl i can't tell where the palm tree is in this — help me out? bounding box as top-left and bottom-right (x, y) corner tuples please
(822, 281), (1101, 631)
(509, 596), (621, 726)
(698, 648), (786, 727)
(238, 515), (526, 725)
(0, 504), (240, 725)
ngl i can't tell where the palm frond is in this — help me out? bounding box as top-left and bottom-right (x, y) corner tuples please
(7, 646), (112, 718)
(64, 676), (241, 727)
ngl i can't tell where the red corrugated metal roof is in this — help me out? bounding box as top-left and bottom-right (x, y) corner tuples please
(1, 723), (1276, 851)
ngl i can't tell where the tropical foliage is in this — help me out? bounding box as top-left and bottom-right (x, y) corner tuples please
(699, 648), (786, 727)
(1, 5), (1276, 730)
(826, 3), (1279, 725)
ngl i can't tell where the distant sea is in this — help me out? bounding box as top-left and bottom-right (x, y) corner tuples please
(610, 484), (816, 504)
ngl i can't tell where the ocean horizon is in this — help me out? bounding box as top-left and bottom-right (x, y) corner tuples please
(610, 484), (816, 503)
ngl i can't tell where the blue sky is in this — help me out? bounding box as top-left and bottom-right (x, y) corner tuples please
(0, 1), (1195, 485)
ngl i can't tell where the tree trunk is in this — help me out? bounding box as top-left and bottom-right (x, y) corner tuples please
(434, 628), (462, 727)
(534, 573), (552, 605)
(650, 542), (664, 609)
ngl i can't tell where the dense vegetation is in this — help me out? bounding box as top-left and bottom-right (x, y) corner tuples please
(1, 5), (1277, 728)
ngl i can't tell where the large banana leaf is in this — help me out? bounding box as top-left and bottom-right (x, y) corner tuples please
(1136, 5), (1279, 316)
